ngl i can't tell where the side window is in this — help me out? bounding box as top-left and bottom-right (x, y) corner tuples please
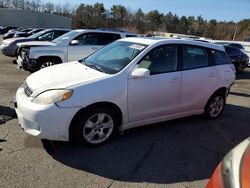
(212, 50), (231, 65)
(138, 45), (177, 75)
(74, 33), (98, 45)
(126, 35), (137, 37)
(39, 32), (54, 41)
(97, 33), (121, 45)
(225, 47), (241, 56)
(182, 46), (209, 70)
(53, 31), (67, 39)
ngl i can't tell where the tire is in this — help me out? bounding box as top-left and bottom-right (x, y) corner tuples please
(204, 93), (226, 119)
(236, 63), (244, 74)
(71, 107), (118, 146)
(37, 57), (60, 71)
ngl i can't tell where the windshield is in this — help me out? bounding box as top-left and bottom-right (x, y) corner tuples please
(53, 30), (79, 44)
(82, 41), (147, 74)
(28, 29), (48, 39)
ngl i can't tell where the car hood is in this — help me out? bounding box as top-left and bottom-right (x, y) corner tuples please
(2, 37), (34, 45)
(2, 37), (26, 45)
(17, 41), (55, 48)
(26, 61), (109, 97)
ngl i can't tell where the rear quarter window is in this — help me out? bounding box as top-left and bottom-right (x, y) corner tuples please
(212, 50), (232, 65)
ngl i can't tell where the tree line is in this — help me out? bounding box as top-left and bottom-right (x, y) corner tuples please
(1, 0), (249, 40)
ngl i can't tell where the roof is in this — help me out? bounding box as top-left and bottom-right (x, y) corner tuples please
(73, 29), (135, 35)
(119, 37), (225, 51)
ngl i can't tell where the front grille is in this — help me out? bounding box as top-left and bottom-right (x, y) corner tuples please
(23, 83), (33, 97)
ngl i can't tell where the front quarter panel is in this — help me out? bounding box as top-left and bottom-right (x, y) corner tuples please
(57, 74), (128, 124)
(29, 46), (67, 62)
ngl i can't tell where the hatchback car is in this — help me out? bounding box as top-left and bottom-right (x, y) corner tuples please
(14, 38), (235, 146)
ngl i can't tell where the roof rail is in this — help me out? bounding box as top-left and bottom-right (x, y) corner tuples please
(96, 28), (127, 33)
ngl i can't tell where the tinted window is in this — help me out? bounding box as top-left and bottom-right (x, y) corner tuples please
(225, 47), (241, 56)
(138, 45), (177, 75)
(53, 31), (68, 39)
(182, 46), (209, 70)
(126, 35), (137, 37)
(74, 33), (98, 45)
(212, 50), (231, 65)
(229, 43), (244, 49)
(97, 33), (121, 45)
(38, 31), (54, 41)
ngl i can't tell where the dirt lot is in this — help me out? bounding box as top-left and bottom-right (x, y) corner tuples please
(0, 36), (250, 188)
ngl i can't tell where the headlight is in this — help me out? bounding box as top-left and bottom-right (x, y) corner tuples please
(32, 89), (73, 105)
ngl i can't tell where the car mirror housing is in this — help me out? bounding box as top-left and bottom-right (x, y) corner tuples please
(130, 68), (150, 78)
(70, 40), (80, 46)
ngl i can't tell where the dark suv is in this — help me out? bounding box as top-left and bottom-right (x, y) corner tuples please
(224, 46), (249, 73)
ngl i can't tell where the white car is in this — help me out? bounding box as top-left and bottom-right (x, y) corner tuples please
(15, 38), (235, 146)
(17, 29), (138, 72)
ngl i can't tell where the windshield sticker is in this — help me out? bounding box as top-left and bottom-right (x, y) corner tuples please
(130, 44), (145, 50)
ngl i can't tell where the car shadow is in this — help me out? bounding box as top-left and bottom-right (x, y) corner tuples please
(42, 104), (250, 184)
(0, 105), (17, 125)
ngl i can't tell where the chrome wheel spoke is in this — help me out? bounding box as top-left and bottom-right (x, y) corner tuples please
(102, 120), (113, 129)
(98, 131), (106, 140)
(85, 120), (95, 128)
(85, 130), (96, 141)
(97, 114), (105, 123)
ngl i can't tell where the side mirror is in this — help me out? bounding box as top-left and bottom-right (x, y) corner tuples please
(38, 36), (43, 40)
(70, 40), (80, 46)
(130, 68), (150, 78)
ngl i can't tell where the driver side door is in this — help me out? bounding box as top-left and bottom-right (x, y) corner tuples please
(67, 33), (101, 61)
(128, 45), (182, 122)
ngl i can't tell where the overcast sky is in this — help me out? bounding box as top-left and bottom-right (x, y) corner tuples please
(44, 0), (250, 22)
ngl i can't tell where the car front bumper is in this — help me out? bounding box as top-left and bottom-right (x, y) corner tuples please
(0, 46), (16, 57)
(15, 86), (79, 141)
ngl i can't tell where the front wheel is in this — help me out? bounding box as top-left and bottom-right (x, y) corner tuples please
(72, 107), (118, 146)
(36, 57), (60, 71)
(204, 94), (226, 119)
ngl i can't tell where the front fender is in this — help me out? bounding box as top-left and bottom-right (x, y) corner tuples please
(29, 48), (67, 62)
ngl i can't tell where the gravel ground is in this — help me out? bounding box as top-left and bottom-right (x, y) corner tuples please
(0, 36), (250, 188)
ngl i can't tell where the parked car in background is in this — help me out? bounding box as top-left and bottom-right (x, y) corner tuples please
(244, 37), (250, 42)
(14, 38), (235, 146)
(0, 28), (70, 58)
(0, 26), (17, 35)
(2, 28), (19, 39)
(227, 43), (246, 53)
(224, 46), (249, 73)
(206, 137), (250, 188)
(14, 28), (44, 38)
(17, 29), (138, 72)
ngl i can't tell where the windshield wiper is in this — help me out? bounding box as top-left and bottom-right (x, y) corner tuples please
(85, 62), (106, 73)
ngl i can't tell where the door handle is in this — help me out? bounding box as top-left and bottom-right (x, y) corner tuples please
(91, 47), (99, 50)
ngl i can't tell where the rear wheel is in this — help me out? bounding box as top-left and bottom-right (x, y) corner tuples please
(236, 63), (244, 74)
(71, 107), (118, 146)
(204, 93), (226, 119)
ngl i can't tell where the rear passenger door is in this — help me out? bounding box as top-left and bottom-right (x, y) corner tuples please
(179, 45), (217, 113)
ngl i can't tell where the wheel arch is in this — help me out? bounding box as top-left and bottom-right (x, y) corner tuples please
(69, 101), (123, 141)
(37, 56), (63, 64)
(205, 87), (227, 109)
